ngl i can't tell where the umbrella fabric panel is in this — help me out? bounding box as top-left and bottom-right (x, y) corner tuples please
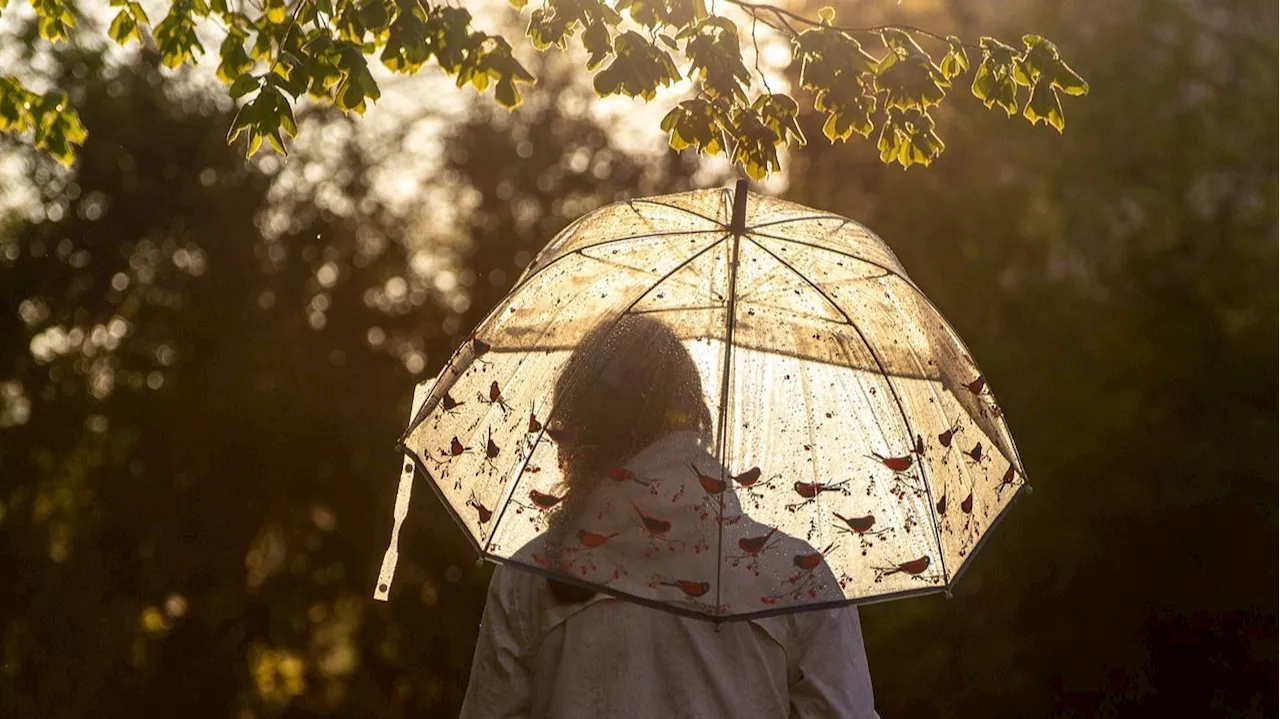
(719, 344), (945, 609)
(628, 188), (732, 225)
(518, 192), (727, 284)
(747, 219), (910, 290)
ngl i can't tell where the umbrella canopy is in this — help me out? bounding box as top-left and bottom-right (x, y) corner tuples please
(375, 181), (1028, 620)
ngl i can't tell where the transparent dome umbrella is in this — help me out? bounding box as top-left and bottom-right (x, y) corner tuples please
(374, 181), (1029, 620)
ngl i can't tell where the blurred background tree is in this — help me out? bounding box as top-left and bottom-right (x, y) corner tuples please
(0, 1), (1275, 718)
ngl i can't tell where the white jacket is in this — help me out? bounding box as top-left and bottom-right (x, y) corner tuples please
(460, 564), (880, 718)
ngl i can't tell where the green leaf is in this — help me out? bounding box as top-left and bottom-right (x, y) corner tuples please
(108, 9), (139, 46)
(593, 31), (678, 101)
(684, 17), (749, 102)
(581, 21), (611, 70)
(33, 0), (76, 43)
(876, 52), (947, 110)
(128, 2), (150, 25)
(229, 74), (259, 99)
(659, 98), (729, 156)
(939, 36), (969, 80)
(31, 91), (87, 167)
(0, 77), (36, 134)
(876, 108), (943, 169)
(155, 4), (205, 68)
(1023, 78), (1065, 132)
(226, 98), (258, 144)
(752, 93), (805, 148)
(217, 32), (254, 83)
(971, 44), (1019, 117)
(1021, 34), (1089, 97)
(382, 11), (431, 73)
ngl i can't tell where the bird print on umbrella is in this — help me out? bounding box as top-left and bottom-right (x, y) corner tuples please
(785, 479), (852, 511)
(873, 556), (935, 583)
(728, 527), (782, 575)
(378, 182), (1032, 620)
(833, 512), (894, 555)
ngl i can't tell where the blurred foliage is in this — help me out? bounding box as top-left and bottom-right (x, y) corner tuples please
(1, 0), (1084, 174)
(0, 0), (1274, 718)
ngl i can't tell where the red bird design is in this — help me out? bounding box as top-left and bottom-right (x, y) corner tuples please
(963, 442), (984, 463)
(911, 434), (925, 455)
(938, 421), (962, 448)
(870, 453), (913, 472)
(834, 512), (878, 534)
(479, 381), (510, 413)
(576, 529), (618, 548)
(485, 431), (499, 460)
(964, 375), (986, 394)
(882, 555), (931, 576)
(792, 543), (835, 570)
(527, 411), (542, 433)
(448, 437), (466, 456)
(633, 503), (671, 535)
(732, 467), (762, 487)
(936, 491), (947, 515)
(467, 497), (492, 524)
(737, 527), (778, 555)
(659, 579), (710, 598)
(793, 481), (842, 499)
(961, 492), (974, 514)
(690, 464), (726, 494)
(528, 489), (566, 509)
(793, 552), (824, 570)
(441, 392), (462, 411)
(997, 465), (1018, 496)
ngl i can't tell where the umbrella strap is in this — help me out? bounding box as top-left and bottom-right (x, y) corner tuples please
(374, 379), (433, 601)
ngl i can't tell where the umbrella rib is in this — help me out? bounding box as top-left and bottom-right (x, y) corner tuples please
(511, 229), (720, 294)
(749, 231), (917, 289)
(626, 197), (726, 227)
(745, 237), (950, 583)
(745, 213), (849, 231)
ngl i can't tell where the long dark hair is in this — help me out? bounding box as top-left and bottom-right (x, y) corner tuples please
(543, 315), (712, 603)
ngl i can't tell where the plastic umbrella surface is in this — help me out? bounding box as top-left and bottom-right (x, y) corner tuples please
(375, 182), (1028, 620)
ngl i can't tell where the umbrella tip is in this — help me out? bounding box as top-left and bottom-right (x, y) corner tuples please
(730, 178), (749, 235)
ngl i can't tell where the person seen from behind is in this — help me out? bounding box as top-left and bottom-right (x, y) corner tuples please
(461, 315), (880, 718)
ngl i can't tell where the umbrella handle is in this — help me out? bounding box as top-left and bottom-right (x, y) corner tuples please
(730, 178), (749, 235)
